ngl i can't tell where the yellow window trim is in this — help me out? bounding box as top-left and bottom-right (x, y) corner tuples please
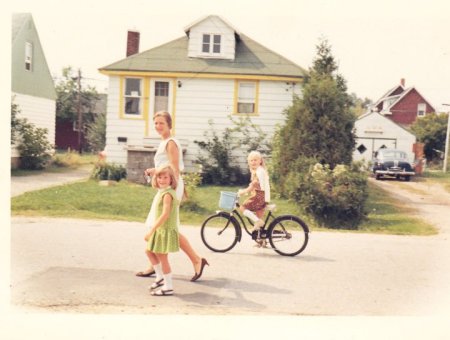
(119, 77), (146, 120)
(234, 79), (259, 115)
(101, 70), (303, 83)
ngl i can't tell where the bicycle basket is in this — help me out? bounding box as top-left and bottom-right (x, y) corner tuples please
(219, 191), (238, 210)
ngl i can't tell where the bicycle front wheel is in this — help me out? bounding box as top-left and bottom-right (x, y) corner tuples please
(200, 213), (240, 253)
(268, 215), (309, 256)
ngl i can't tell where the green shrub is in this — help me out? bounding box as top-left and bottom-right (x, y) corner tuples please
(17, 120), (53, 170)
(194, 116), (269, 185)
(295, 162), (369, 229)
(181, 171), (206, 212)
(91, 161), (127, 181)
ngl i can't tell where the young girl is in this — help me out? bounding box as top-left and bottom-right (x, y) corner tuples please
(144, 165), (180, 296)
(238, 151), (271, 244)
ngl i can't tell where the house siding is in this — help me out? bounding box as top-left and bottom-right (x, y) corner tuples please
(12, 93), (56, 145)
(353, 112), (416, 163)
(105, 76), (301, 170)
(389, 88), (435, 125)
(187, 16), (236, 60)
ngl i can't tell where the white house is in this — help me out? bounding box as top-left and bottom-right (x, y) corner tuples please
(99, 15), (306, 174)
(353, 111), (416, 163)
(11, 13), (57, 167)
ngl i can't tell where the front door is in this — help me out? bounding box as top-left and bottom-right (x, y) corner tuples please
(148, 79), (173, 136)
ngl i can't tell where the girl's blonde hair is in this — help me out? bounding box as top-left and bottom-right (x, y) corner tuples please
(153, 111), (172, 129)
(152, 164), (178, 190)
(247, 150), (266, 169)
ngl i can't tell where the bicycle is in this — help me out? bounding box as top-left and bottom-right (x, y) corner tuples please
(200, 191), (309, 256)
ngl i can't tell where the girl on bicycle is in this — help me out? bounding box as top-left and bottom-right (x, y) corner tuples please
(144, 165), (180, 296)
(238, 151), (271, 244)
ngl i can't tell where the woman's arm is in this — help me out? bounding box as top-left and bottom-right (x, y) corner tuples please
(144, 193), (173, 241)
(166, 140), (180, 178)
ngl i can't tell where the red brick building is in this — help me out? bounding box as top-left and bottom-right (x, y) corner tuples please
(372, 79), (435, 127)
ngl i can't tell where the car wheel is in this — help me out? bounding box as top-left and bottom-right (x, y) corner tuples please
(404, 175), (411, 182)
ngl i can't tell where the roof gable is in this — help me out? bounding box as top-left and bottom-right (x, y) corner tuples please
(184, 15), (241, 37)
(356, 111), (415, 137)
(11, 13), (56, 100)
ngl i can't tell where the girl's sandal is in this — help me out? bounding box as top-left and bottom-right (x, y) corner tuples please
(149, 278), (164, 290)
(151, 289), (174, 296)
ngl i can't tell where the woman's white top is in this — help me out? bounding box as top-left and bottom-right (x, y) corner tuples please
(256, 166), (271, 202)
(154, 137), (184, 201)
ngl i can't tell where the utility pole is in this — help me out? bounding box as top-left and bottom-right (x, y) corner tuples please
(76, 69), (83, 154)
(443, 103), (450, 172)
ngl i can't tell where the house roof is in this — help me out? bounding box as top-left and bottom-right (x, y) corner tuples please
(372, 83), (436, 113)
(99, 33), (306, 79)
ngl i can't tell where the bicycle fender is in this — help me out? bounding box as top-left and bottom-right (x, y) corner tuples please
(268, 215), (310, 233)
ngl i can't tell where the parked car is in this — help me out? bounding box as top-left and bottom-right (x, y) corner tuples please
(372, 148), (415, 181)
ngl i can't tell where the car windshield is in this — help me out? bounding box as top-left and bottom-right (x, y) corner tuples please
(380, 150), (407, 160)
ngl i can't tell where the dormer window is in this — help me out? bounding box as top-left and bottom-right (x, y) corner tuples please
(25, 42), (33, 71)
(202, 34), (221, 55)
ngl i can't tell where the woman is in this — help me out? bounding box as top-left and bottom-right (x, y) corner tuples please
(136, 111), (208, 282)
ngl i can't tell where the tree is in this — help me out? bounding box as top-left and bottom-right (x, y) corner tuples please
(272, 38), (356, 190)
(85, 111), (106, 152)
(270, 39), (367, 230)
(349, 93), (373, 117)
(411, 112), (449, 161)
(55, 66), (101, 151)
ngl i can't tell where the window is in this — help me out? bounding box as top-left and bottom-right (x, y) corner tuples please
(25, 42), (33, 71)
(202, 34), (221, 54)
(236, 81), (258, 114)
(417, 103), (426, 117)
(124, 78), (142, 115)
(154, 81), (169, 113)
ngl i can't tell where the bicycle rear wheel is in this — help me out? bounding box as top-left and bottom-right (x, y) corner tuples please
(268, 215), (309, 256)
(200, 213), (240, 252)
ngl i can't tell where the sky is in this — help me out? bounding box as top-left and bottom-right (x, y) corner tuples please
(4, 0), (450, 112)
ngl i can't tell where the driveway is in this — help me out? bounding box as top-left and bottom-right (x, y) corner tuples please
(7, 170), (450, 317)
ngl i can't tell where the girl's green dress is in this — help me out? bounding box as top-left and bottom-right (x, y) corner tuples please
(146, 188), (179, 253)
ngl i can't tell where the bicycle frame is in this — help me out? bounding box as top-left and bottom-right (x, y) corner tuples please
(226, 204), (276, 237)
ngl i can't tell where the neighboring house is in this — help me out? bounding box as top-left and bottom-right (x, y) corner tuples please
(353, 110), (416, 163)
(55, 93), (107, 151)
(11, 13), (56, 168)
(371, 78), (435, 127)
(99, 15), (306, 174)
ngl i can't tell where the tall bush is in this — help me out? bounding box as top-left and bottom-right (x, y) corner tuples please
(296, 162), (369, 229)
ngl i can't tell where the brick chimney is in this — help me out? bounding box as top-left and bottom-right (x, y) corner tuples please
(400, 78), (405, 87)
(126, 30), (140, 57)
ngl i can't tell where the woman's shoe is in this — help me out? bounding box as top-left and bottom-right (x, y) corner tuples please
(191, 258), (209, 282)
(135, 269), (156, 277)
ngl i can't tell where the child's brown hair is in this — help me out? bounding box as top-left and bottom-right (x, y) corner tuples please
(151, 164), (178, 190)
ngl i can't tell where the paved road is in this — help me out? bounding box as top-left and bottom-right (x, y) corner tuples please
(9, 172), (450, 316)
(11, 166), (92, 197)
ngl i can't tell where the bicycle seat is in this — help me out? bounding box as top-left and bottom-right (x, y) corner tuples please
(267, 204), (276, 211)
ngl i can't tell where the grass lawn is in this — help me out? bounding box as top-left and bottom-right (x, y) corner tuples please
(11, 179), (437, 235)
(11, 151), (97, 177)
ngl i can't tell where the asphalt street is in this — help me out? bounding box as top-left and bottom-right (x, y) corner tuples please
(8, 170), (450, 316)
